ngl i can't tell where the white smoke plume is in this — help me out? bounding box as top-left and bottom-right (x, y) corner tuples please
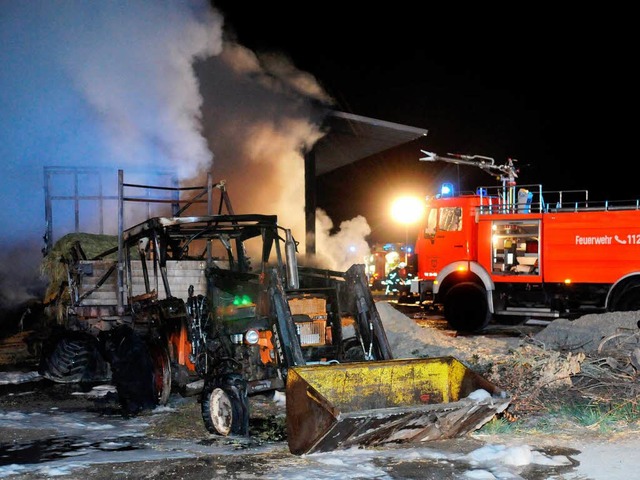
(194, 42), (330, 242)
(0, 1), (372, 312)
(313, 209), (373, 272)
(0, 1), (223, 245)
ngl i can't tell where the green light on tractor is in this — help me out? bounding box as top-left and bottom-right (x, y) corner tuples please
(233, 294), (253, 306)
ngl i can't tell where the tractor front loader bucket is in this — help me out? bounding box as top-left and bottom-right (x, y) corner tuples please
(286, 356), (510, 455)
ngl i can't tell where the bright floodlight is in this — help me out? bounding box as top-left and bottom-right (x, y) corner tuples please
(391, 196), (424, 225)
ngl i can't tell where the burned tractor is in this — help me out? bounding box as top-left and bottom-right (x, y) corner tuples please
(39, 169), (509, 454)
(39, 171), (392, 434)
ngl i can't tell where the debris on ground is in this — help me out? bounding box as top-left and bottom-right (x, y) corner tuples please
(377, 302), (640, 423)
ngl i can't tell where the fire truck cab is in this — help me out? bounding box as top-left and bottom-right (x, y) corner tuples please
(413, 152), (640, 332)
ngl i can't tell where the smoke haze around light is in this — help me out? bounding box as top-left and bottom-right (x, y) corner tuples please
(0, 1), (373, 309)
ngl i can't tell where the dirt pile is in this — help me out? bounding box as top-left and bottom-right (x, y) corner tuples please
(533, 311), (640, 353)
(377, 302), (640, 419)
(377, 301), (640, 364)
(376, 301), (520, 363)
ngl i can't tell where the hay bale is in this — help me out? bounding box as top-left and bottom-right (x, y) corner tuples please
(41, 233), (118, 302)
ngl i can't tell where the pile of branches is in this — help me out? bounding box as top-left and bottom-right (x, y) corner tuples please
(486, 332), (640, 417)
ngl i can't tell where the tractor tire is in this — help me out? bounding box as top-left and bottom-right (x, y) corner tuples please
(39, 332), (111, 384)
(342, 337), (366, 361)
(443, 282), (491, 333)
(201, 374), (249, 436)
(149, 342), (172, 406)
(108, 327), (157, 416)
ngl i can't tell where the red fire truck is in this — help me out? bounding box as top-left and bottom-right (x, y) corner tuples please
(412, 151), (640, 332)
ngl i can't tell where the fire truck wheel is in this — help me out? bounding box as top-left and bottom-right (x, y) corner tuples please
(614, 283), (640, 311)
(443, 282), (491, 332)
(201, 374), (249, 436)
(149, 343), (171, 406)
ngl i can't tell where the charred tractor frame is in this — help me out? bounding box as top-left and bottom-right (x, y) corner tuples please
(40, 170), (392, 434)
(39, 168), (509, 454)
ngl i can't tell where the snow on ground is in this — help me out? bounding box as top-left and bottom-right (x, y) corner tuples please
(0, 375), (574, 479)
(2, 303), (640, 478)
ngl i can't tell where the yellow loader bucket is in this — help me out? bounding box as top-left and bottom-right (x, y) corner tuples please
(286, 356), (510, 455)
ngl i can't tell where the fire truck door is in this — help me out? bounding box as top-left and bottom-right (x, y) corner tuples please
(421, 206), (467, 272)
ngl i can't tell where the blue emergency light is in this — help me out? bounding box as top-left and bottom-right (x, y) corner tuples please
(440, 182), (454, 197)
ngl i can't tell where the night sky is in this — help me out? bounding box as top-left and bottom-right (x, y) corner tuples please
(211, 3), (636, 242)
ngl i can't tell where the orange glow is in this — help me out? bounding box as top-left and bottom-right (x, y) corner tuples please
(564, 279), (572, 284)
